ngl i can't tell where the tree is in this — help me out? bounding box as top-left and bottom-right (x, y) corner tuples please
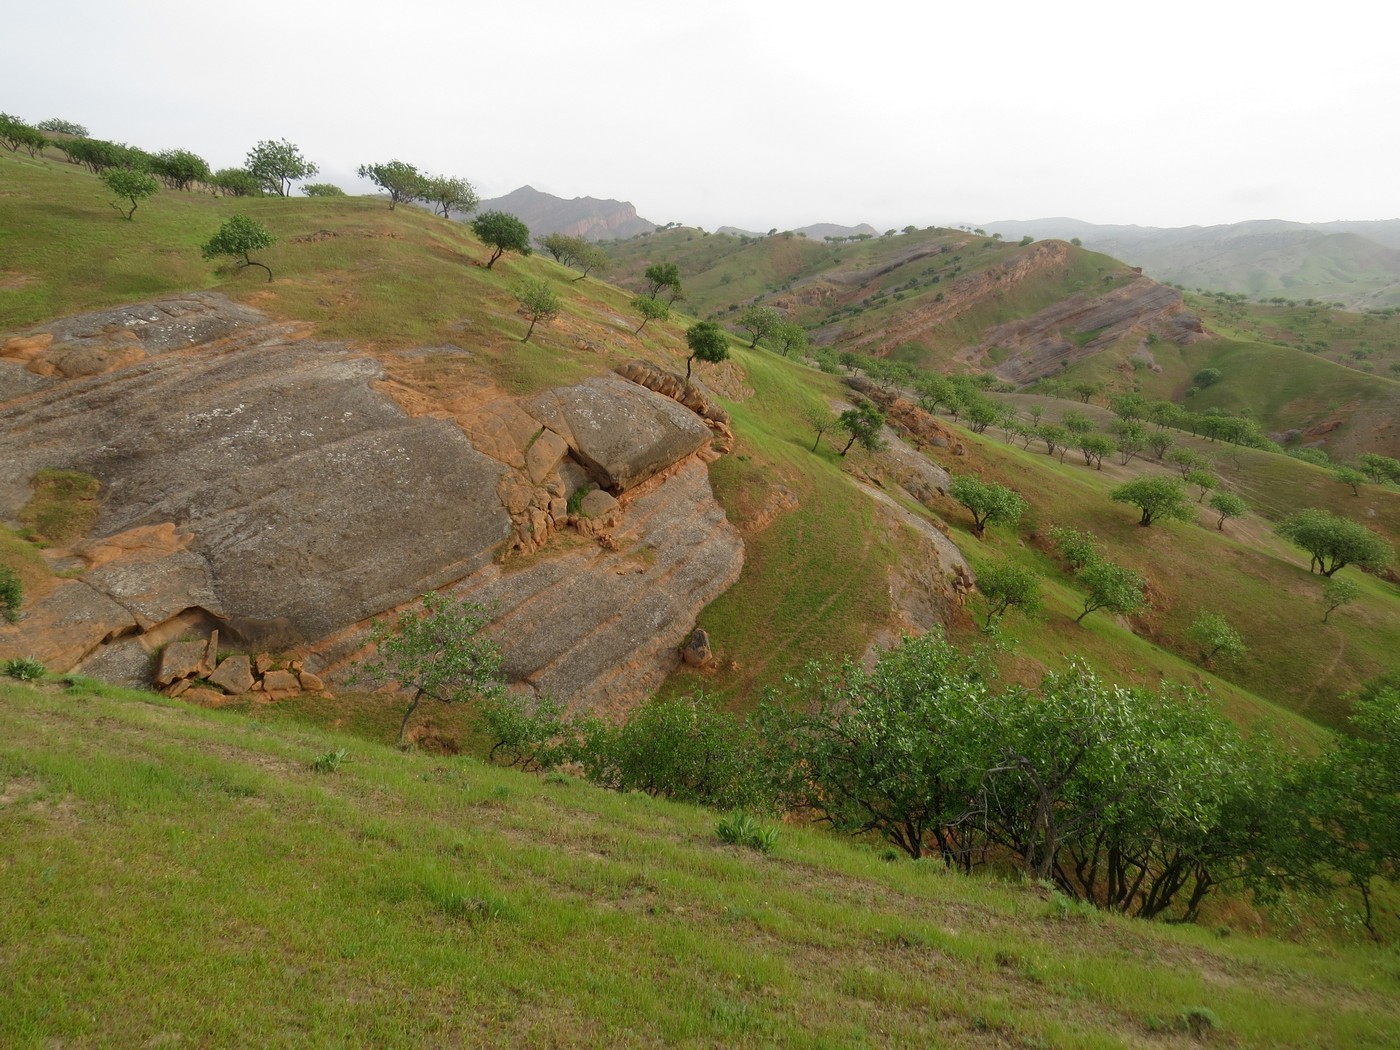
(1168, 446), (1208, 478)
(101, 167), (158, 221)
(736, 305), (782, 348)
(149, 148), (210, 190)
(1077, 433), (1114, 470)
(0, 566), (21, 624)
(202, 214), (276, 281)
(245, 138), (318, 197)
(212, 168), (263, 198)
(1188, 613), (1246, 667)
(470, 211), (532, 269)
(301, 182), (346, 197)
(1071, 381), (1102, 404)
(1048, 525), (1099, 571)
(1193, 367), (1223, 387)
(352, 592), (504, 747)
(513, 279), (561, 342)
(949, 475), (1027, 537)
(1207, 491), (1247, 531)
(569, 243), (610, 282)
(644, 261), (682, 304)
(537, 232), (584, 265)
(805, 407), (837, 452)
(1113, 421), (1147, 464)
(683, 321), (729, 383)
(768, 321), (808, 357)
(975, 563), (1041, 630)
(1321, 577), (1360, 624)
(1059, 409), (1091, 434)
(1275, 509), (1393, 577)
(836, 402), (886, 456)
(1146, 430), (1174, 460)
(357, 160), (429, 209)
(1358, 453), (1400, 485)
(1074, 559), (1147, 624)
(631, 295), (669, 334)
(0, 113), (47, 156)
(1332, 467), (1367, 496)
(1109, 476), (1194, 527)
(35, 117), (88, 136)
(423, 175), (478, 218)
(1037, 423), (1070, 459)
(1184, 469), (1217, 503)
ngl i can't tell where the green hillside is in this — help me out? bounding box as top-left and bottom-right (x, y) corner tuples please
(4, 677), (1397, 1049)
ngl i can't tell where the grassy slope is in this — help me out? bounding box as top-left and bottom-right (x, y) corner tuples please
(4, 678), (1397, 1050)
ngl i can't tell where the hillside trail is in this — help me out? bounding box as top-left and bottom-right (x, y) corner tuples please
(1299, 628), (1348, 714)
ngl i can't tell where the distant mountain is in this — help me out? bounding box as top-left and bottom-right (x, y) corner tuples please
(981, 217), (1400, 309)
(472, 185), (656, 242)
(715, 223), (880, 241)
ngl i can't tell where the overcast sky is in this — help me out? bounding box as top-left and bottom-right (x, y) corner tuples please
(5, 1), (1397, 231)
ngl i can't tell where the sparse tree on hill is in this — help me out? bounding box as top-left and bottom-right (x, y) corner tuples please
(736, 305), (782, 349)
(1207, 491), (1247, 531)
(1071, 381), (1102, 404)
(470, 210), (532, 269)
(1168, 446), (1208, 478)
(1037, 423), (1069, 459)
(1078, 433), (1114, 470)
(538, 232), (584, 265)
(1114, 421), (1148, 465)
(631, 295), (669, 334)
(513, 279), (561, 343)
(212, 167), (263, 198)
(301, 183), (346, 197)
(352, 592), (504, 748)
(424, 174), (478, 218)
(1146, 430), (1174, 460)
(569, 242), (610, 282)
(357, 160), (429, 209)
(769, 321), (808, 357)
(101, 167), (158, 221)
(1276, 509), (1393, 577)
(949, 476), (1027, 538)
(836, 402), (886, 456)
(1059, 409), (1090, 434)
(805, 406), (837, 452)
(1074, 559), (1147, 624)
(1110, 476), (1194, 527)
(0, 113), (47, 156)
(1332, 467), (1367, 496)
(245, 138), (318, 197)
(1358, 453), (1400, 485)
(1188, 613), (1246, 667)
(1185, 469), (1217, 503)
(975, 563), (1041, 630)
(35, 117), (88, 137)
(1321, 577), (1360, 624)
(149, 148), (210, 190)
(683, 321), (729, 384)
(1048, 525), (1099, 571)
(202, 214), (276, 281)
(644, 261), (683, 304)
(0, 566), (21, 624)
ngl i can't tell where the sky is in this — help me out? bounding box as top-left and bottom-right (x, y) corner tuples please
(4, 0), (1398, 232)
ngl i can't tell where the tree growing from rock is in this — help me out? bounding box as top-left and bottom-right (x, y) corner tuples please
(1188, 613), (1246, 667)
(352, 592), (504, 747)
(1321, 577), (1360, 624)
(202, 214), (276, 281)
(1276, 509), (1393, 577)
(513, 279), (561, 342)
(357, 160), (429, 209)
(975, 563), (1041, 630)
(683, 320), (729, 383)
(836, 402), (886, 456)
(245, 138), (318, 197)
(101, 167), (159, 220)
(949, 476), (1027, 538)
(1110, 476), (1194, 527)
(471, 210), (531, 269)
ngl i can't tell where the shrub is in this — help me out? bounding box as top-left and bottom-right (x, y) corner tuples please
(716, 811), (779, 853)
(0, 566), (21, 624)
(3, 657), (46, 681)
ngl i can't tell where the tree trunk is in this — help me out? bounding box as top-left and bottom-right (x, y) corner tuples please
(397, 687), (426, 747)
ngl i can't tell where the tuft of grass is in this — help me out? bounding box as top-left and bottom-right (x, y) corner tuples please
(2, 656), (45, 681)
(716, 811), (779, 853)
(310, 747), (349, 773)
(18, 469), (100, 545)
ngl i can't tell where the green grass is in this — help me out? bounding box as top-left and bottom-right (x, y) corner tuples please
(2, 679), (1397, 1049)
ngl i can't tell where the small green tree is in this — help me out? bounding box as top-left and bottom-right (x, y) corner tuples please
(35, 117), (88, 137)
(470, 210), (532, 269)
(1321, 577), (1360, 624)
(949, 476), (1027, 537)
(644, 261), (682, 304)
(975, 563), (1041, 630)
(1110, 476), (1194, 527)
(537, 232), (584, 265)
(805, 406), (837, 452)
(1168, 446), (1208, 478)
(1194, 367), (1223, 387)
(202, 214), (276, 281)
(1146, 430), (1174, 460)
(1077, 433), (1114, 469)
(631, 295), (669, 334)
(1276, 509), (1393, 577)
(1047, 525), (1099, 570)
(1074, 559), (1147, 624)
(1332, 467), (1367, 496)
(513, 279), (561, 342)
(352, 592), (504, 747)
(683, 320), (729, 383)
(1185, 469), (1217, 503)
(300, 182), (346, 197)
(1358, 453), (1400, 485)
(0, 566), (21, 624)
(1188, 613), (1246, 667)
(149, 148), (211, 190)
(212, 168), (263, 198)
(101, 167), (158, 220)
(736, 305), (782, 348)
(836, 402), (886, 456)
(768, 321), (808, 357)
(1207, 491), (1247, 531)
(245, 138), (318, 197)
(423, 174), (478, 218)
(357, 160), (429, 209)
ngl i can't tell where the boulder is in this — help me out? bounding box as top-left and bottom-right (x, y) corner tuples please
(261, 669), (300, 692)
(682, 629), (713, 667)
(522, 375), (711, 492)
(578, 489), (620, 520)
(0, 582), (138, 669)
(156, 640), (209, 686)
(84, 550), (222, 631)
(207, 654), (254, 695)
(297, 669), (325, 692)
(525, 429), (569, 485)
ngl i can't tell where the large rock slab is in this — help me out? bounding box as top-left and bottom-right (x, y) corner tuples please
(522, 375), (711, 492)
(0, 581), (139, 668)
(84, 550), (221, 631)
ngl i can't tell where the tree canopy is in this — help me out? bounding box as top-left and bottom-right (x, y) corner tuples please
(644, 262), (682, 303)
(1109, 476), (1194, 527)
(513, 279), (561, 342)
(245, 138), (318, 197)
(948, 475), (1027, 537)
(683, 321), (729, 382)
(736, 305), (782, 348)
(1074, 559), (1147, 624)
(836, 402), (886, 456)
(202, 214), (276, 281)
(101, 167), (158, 221)
(357, 160), (429, 209)
(470, 211), (531, 269)
(424, 174), (478, 218)
(1276, 509), (1392, 577)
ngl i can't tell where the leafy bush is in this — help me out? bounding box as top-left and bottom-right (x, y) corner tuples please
(301, 182), (346, 197)
(477, 692), (569, 771)
(3, 657), (46, 682)
(0, 566), (21, 624)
